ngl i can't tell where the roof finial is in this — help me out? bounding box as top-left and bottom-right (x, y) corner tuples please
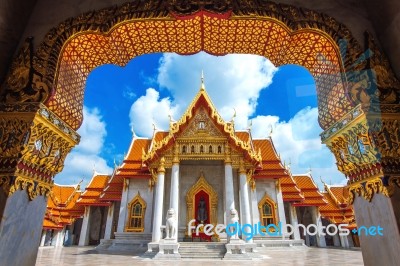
(131, 125), (137, 138)
(200, 70), (205, 91)
(247, 119), (253, 131)
(268, 125), (273, 138)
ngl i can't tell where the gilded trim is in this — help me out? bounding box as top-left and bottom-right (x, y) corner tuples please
(348, 177), (389, 204)
(125, 192), (147, 232)
(186, 172), (218, 225)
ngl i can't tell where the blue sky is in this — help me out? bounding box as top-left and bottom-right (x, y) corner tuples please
(55, 52), (347, 189)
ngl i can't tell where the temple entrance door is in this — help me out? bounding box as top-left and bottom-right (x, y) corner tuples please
(195, 191), (210, 224)
(186, 172), (218, 241)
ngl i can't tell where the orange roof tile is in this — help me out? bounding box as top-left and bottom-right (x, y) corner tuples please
(125, 138), (151, 161)
(43, 219), (63, 229)
(329, 186), (349, 205)
(85, 174), (110, 190)
(292, 174), (327, 206)
(100, 193), (122, 201)
(235, 131), (250, 143)
(101, 174), (124, 202)
(77, 173), (111, 206)
(253, 139), (279, 161)
(43, 183), (84, 230)
(319, 185), (356, 225)
(293, 175), (318, 190)
(153, 131), (169, 143)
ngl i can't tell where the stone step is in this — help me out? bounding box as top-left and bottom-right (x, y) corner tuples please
(254, 239), (305, 247)
(178, 242), (226, 259)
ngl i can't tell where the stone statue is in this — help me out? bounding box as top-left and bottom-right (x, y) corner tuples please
(197, 197), (207, 223)
(165, 208), (177, 239)
(229, 208), (239, 239)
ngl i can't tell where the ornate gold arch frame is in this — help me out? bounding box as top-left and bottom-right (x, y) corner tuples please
(1, 0), (400, 202)
(186, 172), (218, 225)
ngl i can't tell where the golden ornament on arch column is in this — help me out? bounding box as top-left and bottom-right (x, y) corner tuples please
(0, 102), (79, 200)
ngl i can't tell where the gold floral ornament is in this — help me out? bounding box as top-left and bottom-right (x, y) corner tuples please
(0, 103), (79, 200)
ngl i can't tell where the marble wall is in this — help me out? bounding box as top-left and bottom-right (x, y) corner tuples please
(352, 191), (400, 266)
(0, 190), (47, 266)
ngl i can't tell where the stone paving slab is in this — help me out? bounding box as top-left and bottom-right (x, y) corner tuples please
(36, 246), (364, 266)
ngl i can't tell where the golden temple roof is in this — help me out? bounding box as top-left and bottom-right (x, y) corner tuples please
(77, 173), (111, 206)
(252, 138), (289, 179)
(43, 183), (84, 229)
(280, 175), (304, 202)
(292, 174), (327, 206)
(142, 84), (262, 164)
(319, 183), (356, 226)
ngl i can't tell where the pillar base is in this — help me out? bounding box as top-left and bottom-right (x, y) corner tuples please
(153, 240), (181, 260)
(224, 239), (252, 260)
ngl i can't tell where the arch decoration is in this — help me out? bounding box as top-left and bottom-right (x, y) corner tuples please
(258, 192), (277, 226)
(0, 0), (399, 203)
(125, 192), (147, 232)
(186, 172), (218, 225)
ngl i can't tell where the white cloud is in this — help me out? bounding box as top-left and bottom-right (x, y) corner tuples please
(54, 106), (113, 187)
(129, 88), (179, 137)
(157, 52), (276, 129)
(251, 107), (347, 189)
(123, 85), (137, 100)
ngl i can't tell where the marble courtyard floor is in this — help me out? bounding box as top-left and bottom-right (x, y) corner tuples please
(36, 246), (364, 265)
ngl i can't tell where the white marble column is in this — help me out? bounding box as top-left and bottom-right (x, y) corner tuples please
(239, 167), (252, 243)
(288, 203), (301, 240)
(40, 230), (46, 246)
(250, 184), (260, 225)
(54, 228), (65, 247)
(169, 160), (179, 240)
(276, 180), (288, 237)
(78, 206), (91, 246)
(340, 234), (350, 248)
(224, 162), (235, 223)
(310, 206), (326, 247)
(152, 157), (166, 242)
(333, 232), (341, 247)
(104, 203), (114, 240)
(117, 179), (130, 233)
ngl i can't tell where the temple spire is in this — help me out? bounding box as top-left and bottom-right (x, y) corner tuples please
(200, 70), (205, 91)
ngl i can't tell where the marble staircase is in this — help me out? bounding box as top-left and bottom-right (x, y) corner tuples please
(96, 232), (151, 251)
(179, 242), (226, 259)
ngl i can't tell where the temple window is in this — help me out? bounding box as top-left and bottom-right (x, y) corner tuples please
(200, 145), (204, 153)
(125, 193), (146, 232)
(218, 145), (222, 154)
(182, 145), (186, 154)
(209, 145), (213, 153)
(191, 145), (195, 153)
(199, 121), (205, 130)
(258, 194), (276, 228)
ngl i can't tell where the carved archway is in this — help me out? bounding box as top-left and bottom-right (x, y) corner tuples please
(258, 192), (277, 226)
(186, 172), (218, 225)
(4, 1), (399, 132)
(0, 0), (399, 215)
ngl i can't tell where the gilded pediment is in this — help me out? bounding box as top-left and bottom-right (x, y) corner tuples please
(179, 107), (225, 139)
